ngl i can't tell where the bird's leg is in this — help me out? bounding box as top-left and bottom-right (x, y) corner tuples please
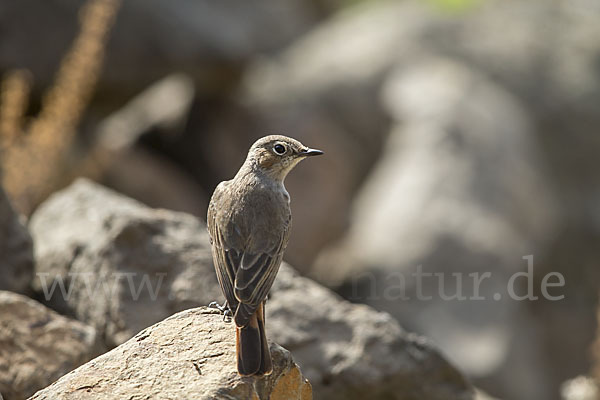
(223, 308), (232, 323)
(208, 300), (233, 323)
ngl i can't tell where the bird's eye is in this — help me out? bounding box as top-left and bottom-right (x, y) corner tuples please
(273, 144), (286, 155)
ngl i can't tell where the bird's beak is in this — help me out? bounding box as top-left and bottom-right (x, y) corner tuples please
(299, 148), (324, 157)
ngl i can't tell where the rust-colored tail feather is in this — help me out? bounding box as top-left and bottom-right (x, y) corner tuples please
(256, 302), (272, 375)
(235, 302), (272, 376)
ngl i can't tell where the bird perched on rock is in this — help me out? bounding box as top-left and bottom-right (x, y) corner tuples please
(207, 135), (323, 376)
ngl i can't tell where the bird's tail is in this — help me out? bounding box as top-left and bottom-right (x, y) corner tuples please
(235, 302), (272, 376)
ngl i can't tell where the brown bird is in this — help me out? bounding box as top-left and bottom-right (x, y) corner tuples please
(207, 135), (323, 376)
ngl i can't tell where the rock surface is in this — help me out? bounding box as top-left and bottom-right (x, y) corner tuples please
(474, 390), (501, 400)
(29, 307), (312, 400)
(30, 179), (475, 400)
(315, 55), (556, 283)
(270, 265), (473, 400)
(137, 4), (600, 397)
(0, 186), (34, 294)
(29, 179), (219, 347)
(312, 56), (557, 400)
(273, 1), (600, 397)
(560, 376), (599, 400)
(0, 291), (102, 400)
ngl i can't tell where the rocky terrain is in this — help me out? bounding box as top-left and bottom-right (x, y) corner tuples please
(1, 0), (599, 399)
(0, 180), (475, 399)
(29, 308), (312, 400)
(0, 291), (103, 399)
(0, 186), (33, 294)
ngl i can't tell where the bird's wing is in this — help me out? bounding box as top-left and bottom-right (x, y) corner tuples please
(234, 224), (289, 303)
(232, 220), (290, 327)
(207, 185), (239, 310)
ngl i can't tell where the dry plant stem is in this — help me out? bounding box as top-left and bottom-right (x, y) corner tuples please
(0, 0), (122, 214)
(0, 70), (31, 147)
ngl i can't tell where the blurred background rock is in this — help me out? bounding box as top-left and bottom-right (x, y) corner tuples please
(1, 0), (599, 399)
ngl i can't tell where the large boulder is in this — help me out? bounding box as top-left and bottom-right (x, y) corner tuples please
(30, 179), (474, 400)
(0, 186), (34, 294)
(29, 307), (312, 400)
(150, 1), (600, 396)
(272, 1), (600, 396)
(29, 179), (220, 346)
(181, 0), (600, 274)
(312, 57), (557, 400)
(315, 55), (556, 283)
(149, 8), (600, 396)
(0, 291), (102, 400)
(269, 265), (473, 400)
(561, 376), (599, 400)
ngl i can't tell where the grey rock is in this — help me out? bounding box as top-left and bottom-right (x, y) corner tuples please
(561, 376), (599, 400)
(29, 178), (220, 346)
(28, 307), (312, 400)
(437, 2), (600, 397)
(30, 179), (474, 400)
(270, 265), (474, 400)
(475, 390), (502, 400)
(316, 56), (556, 282)
(0, 291), (102, 400)
(312, 57), (557, 400)
(269, 1), (600, 398)
(0, 185), (34, 294)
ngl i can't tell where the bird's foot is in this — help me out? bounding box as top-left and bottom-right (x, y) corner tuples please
(222, 308), (232, 323)
(208, 301), (233, 323)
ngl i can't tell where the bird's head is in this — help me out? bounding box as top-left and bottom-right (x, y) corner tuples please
(245, 135), (323, 182)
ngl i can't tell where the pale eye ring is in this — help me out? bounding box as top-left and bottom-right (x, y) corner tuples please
(273, 143), (287, 155)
